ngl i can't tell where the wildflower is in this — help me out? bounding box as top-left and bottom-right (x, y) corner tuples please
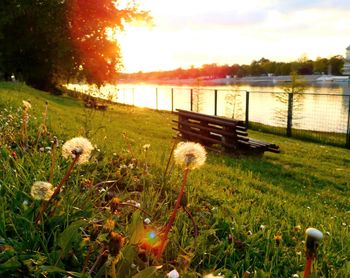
(103, 219), (115, 232)
(143, 144), (151, 151)
(274, 233), (282, 245)
(260, 224), (266, 230)
(108, 231), (125, 257)
(62, 137), (93, 164)
(173, 142), (206, 169)
(247, 230), (253, 236)
(31, 181), (54, 201)
(167, 269), (179, 278)
(144, 218), (151, 225)
(110, 197), (121, 213)
(292, 274), (300, 278)
(294, 225), (302, 232)
(22, 100), (31, 110)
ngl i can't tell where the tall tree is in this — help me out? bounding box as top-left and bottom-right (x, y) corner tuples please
(0, 0), (149, 91)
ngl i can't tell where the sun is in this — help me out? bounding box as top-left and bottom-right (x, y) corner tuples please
(117, 26), (173, 73)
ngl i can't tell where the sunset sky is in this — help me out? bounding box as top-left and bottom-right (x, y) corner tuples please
(118, 0), (350, 73)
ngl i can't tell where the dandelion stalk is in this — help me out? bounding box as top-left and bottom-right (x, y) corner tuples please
(138, 141), (206, 259)
(48, 137), (58, 183)
(303, 227), (323, 278)
(303, 255), (313, 278)
(35, 153), (80, 223)
(21, 100), (31, 148)
(36, 101), (48, 146)
(163, 140), (177, 178)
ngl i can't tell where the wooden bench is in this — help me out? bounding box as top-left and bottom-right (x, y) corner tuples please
(174, 109), (279, 155)
(84, 98), (108, 111)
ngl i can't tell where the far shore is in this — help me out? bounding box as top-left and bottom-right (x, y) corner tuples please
(119, 74), (350, 86)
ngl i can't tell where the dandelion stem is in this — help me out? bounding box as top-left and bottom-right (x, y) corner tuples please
(35, 154), (79, 223)
(303, 256), (314, 278)
(48, 137), (57, 183)
(163, 140), (177, 178)
(157, 167), (190, 258)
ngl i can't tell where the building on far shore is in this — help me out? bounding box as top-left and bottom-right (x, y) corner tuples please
(343, 45), (350, 75)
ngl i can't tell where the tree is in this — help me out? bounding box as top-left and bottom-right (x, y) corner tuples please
(0, 0), (149, 91)
(329, 55), (345, 75)
(274, 71), (306, 129)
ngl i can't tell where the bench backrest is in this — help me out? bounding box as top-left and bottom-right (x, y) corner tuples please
(175, 109), (248, 152)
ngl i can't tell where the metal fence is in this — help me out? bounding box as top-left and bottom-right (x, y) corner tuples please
(71, 84), (350, 149)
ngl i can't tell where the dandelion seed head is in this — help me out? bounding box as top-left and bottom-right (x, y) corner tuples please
(30, 181), (54, 201)
(305, 228), (323, 241)
(173, 141), (206, 169)
(62, 137), (93, 164)
(22, 100), (31, 110)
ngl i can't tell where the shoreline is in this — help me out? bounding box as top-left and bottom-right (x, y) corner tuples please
(119, 74), (350, 87)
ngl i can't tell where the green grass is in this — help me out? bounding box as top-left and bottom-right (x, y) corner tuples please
(0, 82), (350, 277)
(249, 121), (348, 148)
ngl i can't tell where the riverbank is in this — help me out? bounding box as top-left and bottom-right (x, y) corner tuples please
(119, 74), (350, 86)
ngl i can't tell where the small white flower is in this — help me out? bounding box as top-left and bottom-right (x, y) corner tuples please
(143, 144), (151, 151)
(39, 147), (45, 152)
(144, 218), (151, 225)
(167, 269), (179, 278)
(291, 274), (300, 278)
(173, 141), (206, 170)
(260, 224), (266, 230)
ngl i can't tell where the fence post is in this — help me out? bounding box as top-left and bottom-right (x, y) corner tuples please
(287, 93), (293, 137)
(190, 89), (193, 111)
(155, 88), (158, 110)
(132, 88), (135, 106)
(346, 95), (350, 148)
(214, 89), (218, 116)
(245, 91), (250, 128)
(171, 88), (174, 112)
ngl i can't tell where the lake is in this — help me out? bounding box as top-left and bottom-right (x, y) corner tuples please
(67, 82), (350, 134)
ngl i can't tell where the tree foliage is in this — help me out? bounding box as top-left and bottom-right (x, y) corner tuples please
(0, 0), (149, 91)
(122, 56), (345, 81)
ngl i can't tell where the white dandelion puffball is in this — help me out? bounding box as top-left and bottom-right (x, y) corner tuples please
(22, 100), (31, 110)
(305, 227), (323, 241)
(62, 137), (94, 164)
(173, 141), (206, 169)
(31, 181), (54, 201)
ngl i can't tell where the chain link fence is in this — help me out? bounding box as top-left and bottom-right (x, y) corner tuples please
(68, 84), (350, 149)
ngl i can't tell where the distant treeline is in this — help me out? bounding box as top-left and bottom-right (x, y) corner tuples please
(121, 55), (345, 81)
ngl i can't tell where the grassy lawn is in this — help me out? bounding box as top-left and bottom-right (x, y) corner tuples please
(0, 82), (349, 277)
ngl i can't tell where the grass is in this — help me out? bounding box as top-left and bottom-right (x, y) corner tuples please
(0, 81), (350, 277)
(249, 121), (349, 148)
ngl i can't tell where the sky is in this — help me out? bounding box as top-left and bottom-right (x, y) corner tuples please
(118, 0), (350, 73)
